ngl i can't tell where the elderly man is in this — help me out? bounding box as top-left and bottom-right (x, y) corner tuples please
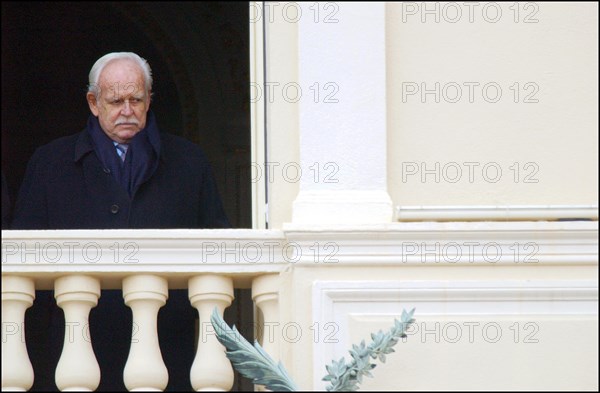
(12, 52), (229, 229)
(11, 52), (230, 391)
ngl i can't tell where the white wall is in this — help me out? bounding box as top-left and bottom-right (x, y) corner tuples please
(277, 222), (598, 390)
(267, 2), (599, 227)
(263, 2), (599, 391)
(387, 2), (599, 208)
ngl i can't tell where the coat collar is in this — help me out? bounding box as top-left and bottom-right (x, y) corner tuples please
(74, 128), (94, 162)
(74, 111), (166, 163)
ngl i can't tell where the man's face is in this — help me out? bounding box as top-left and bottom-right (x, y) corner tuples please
(87, 59), (151, 143)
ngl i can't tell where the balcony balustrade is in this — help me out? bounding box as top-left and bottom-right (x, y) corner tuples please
(2, 222), (597, 391)
(2, 229), (285, 391)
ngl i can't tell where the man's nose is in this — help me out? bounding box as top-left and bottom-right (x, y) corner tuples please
(121, 100), (133, 115)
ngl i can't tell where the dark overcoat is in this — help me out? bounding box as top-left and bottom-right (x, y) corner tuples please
(11, 128), (230, 229)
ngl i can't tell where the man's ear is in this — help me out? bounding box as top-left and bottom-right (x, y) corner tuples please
(87, 92), (99, 116)
(146, 90), (152, 111)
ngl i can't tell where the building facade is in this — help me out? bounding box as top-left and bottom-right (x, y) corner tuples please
(2, 2), (598, 391)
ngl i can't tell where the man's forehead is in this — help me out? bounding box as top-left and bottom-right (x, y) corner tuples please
(99, 60), (145, 85)
(102, 82), (146, 96)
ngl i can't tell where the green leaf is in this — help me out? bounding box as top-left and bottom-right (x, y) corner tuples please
(323, 308), (416, 391)
(210, 308), (298, 391)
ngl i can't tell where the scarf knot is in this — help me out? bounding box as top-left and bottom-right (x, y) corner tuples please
(86, 111), (161, 197)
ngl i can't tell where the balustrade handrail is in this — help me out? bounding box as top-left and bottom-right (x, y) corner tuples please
(2, 229), (288, 289)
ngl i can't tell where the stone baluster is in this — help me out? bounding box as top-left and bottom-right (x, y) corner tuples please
(122, 275), (169, 391)
(54, 275), (101, 391)
(1, 275), (35, 391)
(252, 274), (281, 391)
(252, 274), (280, 362)
(188, 275), (234, 391)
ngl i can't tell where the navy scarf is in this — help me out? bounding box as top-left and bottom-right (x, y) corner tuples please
(87, 111), (161, 197)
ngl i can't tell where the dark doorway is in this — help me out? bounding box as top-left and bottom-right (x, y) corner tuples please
(1, 1), (251, 229)
(2, 1), (253, 391)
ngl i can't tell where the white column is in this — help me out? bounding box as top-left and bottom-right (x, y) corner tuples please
(1, 276), (35, 392)
(252, 274), (280, 361)
(54, 275), (101, 391)
(188, 274), (234, 392)
(292, 2), (392, 224)
(122, 275), (169, 391)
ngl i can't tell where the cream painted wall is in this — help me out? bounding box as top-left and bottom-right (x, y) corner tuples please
(260, 7), (600, 389)
(386, 2), (599, 208)
(278, 263), (598, 390)
(273, 221), (598, 391)
(266, 2), (598, 227)
(357, 314), (597, 391)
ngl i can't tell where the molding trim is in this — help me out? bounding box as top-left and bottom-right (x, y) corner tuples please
(292, 190), (393, 225)
(284, 221), (598, 265)
(311, 279), (599, 390)
(395, 205), (599, 222)
(250, 1), (267, 229)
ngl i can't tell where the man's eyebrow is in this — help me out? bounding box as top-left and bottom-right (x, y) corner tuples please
(105, 93), (145, 100)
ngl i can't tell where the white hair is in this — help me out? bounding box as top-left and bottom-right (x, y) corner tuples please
(87, 52), (153, 98)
